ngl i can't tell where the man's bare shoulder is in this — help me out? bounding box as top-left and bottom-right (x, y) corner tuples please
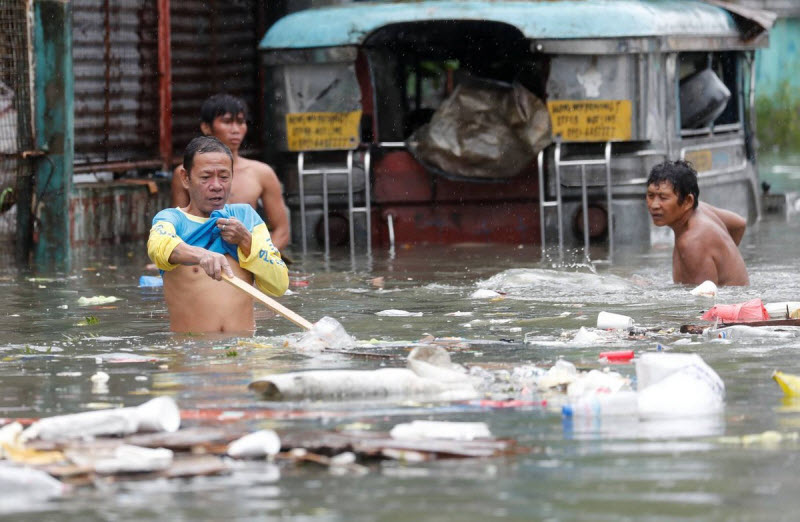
(675, 216), (727, 253)
(237, 157), (277, 178)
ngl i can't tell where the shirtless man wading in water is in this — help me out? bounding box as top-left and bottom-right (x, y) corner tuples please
(646, 160), (749, 286)
(149, 136), (288, 333)
(171, 94), (290, 251)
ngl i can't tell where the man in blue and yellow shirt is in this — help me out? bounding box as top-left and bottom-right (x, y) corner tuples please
(148, 135), (288, 333)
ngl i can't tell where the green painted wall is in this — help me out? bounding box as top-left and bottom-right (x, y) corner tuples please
(756, 17), (800, 153)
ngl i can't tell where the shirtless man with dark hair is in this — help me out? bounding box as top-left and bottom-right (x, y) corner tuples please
(171, 94), (290, 251)
(646, 160), (749, 286)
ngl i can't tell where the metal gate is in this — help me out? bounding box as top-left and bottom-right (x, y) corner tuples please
(0, 0), (34, 262)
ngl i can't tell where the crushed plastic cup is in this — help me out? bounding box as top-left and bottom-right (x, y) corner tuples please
(227, 429), (281, 459)
(596, 311), (634, 330)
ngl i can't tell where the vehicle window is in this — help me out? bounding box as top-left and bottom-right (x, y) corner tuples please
(678, 51), (740, 131)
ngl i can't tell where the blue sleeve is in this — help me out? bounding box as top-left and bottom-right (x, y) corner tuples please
(152, 208), (183, 231)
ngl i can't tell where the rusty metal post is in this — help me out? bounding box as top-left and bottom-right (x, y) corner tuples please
(33, 0), (73, 269)
(157, 0), (172, 172)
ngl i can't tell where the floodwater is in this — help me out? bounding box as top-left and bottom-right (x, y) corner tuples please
(3, 196), (800, 520)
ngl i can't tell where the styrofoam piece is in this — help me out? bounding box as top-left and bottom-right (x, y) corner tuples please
(375, 309), (424, 317)
(227, 430), (281, 459)
(469, 289), (501, 299)
(389, 420), (491, 441)
(690, 280), (718, 297)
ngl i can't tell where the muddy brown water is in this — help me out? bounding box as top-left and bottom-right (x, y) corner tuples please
(3, 190), (800, 519)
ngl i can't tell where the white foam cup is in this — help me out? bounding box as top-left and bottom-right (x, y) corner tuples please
(596, 311), (634, 330)
(135, 396), (181, 433)
(227, 430), (281, 458)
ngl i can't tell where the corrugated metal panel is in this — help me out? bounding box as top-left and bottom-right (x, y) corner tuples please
(171, 0), (261, 155)
(72, 0), (159, 165)
(0, 0), (34, 250)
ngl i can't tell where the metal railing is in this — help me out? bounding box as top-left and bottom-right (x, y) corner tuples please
(539, 142), (613, 263)
(296, 148), (372, 257)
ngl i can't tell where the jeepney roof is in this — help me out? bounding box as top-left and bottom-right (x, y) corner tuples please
(259, 0), (757, 51)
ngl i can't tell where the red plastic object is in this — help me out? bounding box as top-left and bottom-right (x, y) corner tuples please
(701, 298), (769, 322)
(599, 350), (635, 363)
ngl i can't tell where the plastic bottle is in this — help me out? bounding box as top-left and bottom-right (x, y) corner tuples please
(705, 325), (796, 340)
(562, 390), (638, 417)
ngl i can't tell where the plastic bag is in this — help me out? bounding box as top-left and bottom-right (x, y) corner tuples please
(701, 298), (769, 322)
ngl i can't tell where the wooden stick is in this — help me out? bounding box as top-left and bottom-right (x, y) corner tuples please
(680, 318), (800, 334)
(221, 273), (313, 330)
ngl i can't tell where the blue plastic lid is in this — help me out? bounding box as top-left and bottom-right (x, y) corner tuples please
(139, 275), (163, 287)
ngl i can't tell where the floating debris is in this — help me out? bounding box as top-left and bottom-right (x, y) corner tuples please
(77, 296), (119, 306)
(375, 309), (424, 317)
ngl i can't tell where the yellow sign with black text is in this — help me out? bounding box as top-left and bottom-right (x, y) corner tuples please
(683, 149), (713, 172)
(547, 100), (632, 142)
(286, 111), (362, 151)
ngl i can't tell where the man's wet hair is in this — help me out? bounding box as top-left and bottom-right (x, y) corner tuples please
(183, 135), (233, 175)
(200, 93), (248, 124)
(647, 160), (699, 209)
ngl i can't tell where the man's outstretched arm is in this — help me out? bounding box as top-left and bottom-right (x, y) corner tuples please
(699, 202), (746, 245)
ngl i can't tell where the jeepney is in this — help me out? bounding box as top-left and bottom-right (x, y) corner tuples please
(259, 0), (771, 260)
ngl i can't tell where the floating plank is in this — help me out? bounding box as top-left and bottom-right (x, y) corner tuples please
(279, 430), (529, 460)
(680, 318), (800, 334)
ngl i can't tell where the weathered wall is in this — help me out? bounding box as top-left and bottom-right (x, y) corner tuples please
(755, 17), (800, 152)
